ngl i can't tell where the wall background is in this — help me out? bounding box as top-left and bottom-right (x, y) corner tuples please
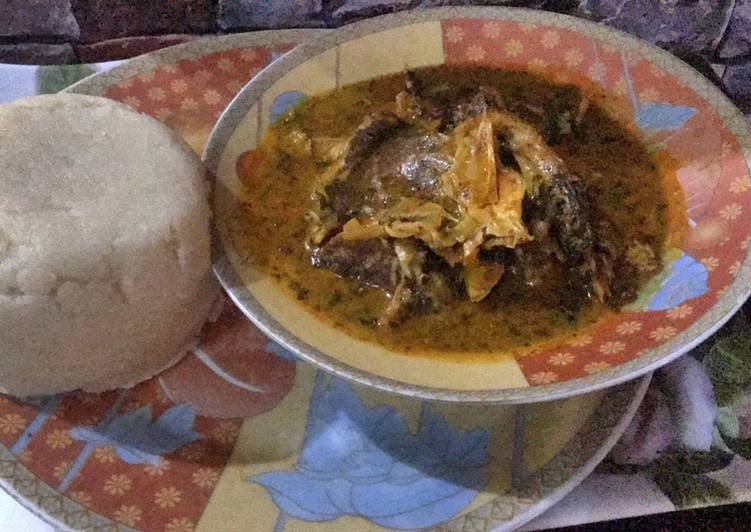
(0, 1), (749, 113)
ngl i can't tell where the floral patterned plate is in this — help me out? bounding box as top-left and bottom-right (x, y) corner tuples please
(205, 7), (751, 402)
(0, 30), (651, 532)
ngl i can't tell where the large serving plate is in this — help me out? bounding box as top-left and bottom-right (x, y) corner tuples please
(206, 7), (751, 402)
(0, 30), (650, 532)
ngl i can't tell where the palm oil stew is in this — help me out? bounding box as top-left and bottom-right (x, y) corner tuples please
(233, 66), (685, 356)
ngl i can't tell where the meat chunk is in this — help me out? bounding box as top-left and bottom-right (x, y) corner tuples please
(540, 175), (594, 259)
(400, 72), (505, 130)
(395, 72), (444, 123)
(344, 112), (402, 170)
(316, 111), (403, 187)
(447, 86), (505, 128)
(325, 128), (450, 219)
(541, 86), (587, 145)
(521, 173), (598, 312)
(313, 234), (397, 290)
(314, 233), (450, 325)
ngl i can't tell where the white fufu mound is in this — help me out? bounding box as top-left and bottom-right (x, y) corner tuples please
(0, 94), (218, 396)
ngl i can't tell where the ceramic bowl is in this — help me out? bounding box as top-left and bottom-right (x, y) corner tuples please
(204, 7), (751, 403)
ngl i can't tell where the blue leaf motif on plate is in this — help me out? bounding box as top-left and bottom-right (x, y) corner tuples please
(635, 103), (696, 132)
(645, 253), (709, 311)
(270, 91), (306, 124)
(251, 375), (490, 529)
(70, 404), (201, 465)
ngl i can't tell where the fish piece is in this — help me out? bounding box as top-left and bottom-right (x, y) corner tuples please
(324, 127), (450, 219)
(313, 234), (397, 290)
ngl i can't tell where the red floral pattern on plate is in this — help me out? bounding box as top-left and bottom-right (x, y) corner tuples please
(62, 381), (236, 531)
(105, 44), (294, 154)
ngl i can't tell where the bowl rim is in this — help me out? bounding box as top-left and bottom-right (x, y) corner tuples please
(204, 6), (751, 403)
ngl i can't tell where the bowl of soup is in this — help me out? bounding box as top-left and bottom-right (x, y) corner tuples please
(204, 7), (751, 402)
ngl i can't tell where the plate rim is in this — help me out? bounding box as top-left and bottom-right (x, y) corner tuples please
(0, 26), (650, 530)
(449, 374), (651, 531)
(204, 5), (751, 403)
(66, 29), (328, 97)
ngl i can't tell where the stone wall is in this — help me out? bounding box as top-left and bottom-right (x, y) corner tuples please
(0, 1), (749, 113)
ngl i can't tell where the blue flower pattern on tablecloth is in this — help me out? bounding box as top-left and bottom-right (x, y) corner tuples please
(251, 374), (490, 530)
(70, 404), (202, 465)
(270, 91), (306, 123)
